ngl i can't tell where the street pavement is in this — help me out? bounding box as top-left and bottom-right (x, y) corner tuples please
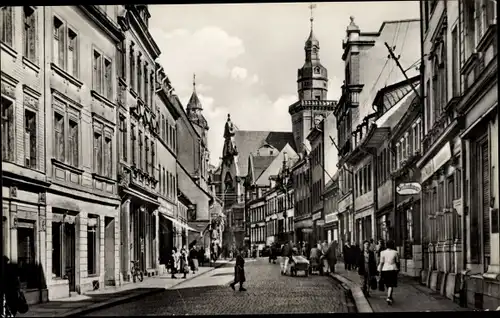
(83, 257), (350, 315)
(332, 261), (471, 312)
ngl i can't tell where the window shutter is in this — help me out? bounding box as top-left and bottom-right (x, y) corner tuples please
(3, 7), (13, 45)
(105, 59), (112, 99)
(97, 56), (103, 94)
(24, 131), (31, 166)
(58, 26), (65, 68)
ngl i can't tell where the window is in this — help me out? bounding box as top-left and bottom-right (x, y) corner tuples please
(131, 124), (136, 165)
(68, 120), (78, 167)
(24, 110), (37, 169)
(138, 131), (143, 170)
(87, 216), (99, 276)
(119, 115), (127, 161)
(1, 97), (14, 162)
(129, 43), (135, 89)
(145, 136), (149, 174)
(451, 26), (460, 97)
(367, 164), (372, 192)
(144, 64), (149, 103)
(162, 167), (166, 194)
(92, 50), (113, 100)
(53, 17), (78, 77)
(116, 41), (125, 79)
(137, 54), (142, 97)
(104, 137), (112, 177)
(425, 80), (431, 134)
(1, 6), (13, 46)
(151, 140), (155, 176)
(54, 112), (65, 161)
(93, 132), (102, 174)
(23, 7), (36, 62)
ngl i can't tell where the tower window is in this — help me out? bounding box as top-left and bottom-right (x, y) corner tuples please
(314, 67), (320, 74)
(315, 95), (321, 100)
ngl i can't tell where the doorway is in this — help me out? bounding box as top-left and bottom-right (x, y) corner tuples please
(17, 221), (36, 289)
(63, 223), (76, 292)
(104, 217), (116, 286)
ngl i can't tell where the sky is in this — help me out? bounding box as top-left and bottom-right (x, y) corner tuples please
(149, 1), (420, 167)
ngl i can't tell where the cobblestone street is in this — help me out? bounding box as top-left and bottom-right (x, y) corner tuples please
(83, 258), (350, 315)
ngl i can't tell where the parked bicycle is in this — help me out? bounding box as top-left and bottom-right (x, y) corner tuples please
(131, 260), (144, 283)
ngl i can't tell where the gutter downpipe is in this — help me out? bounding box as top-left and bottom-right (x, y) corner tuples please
(419, 0), (427, 275)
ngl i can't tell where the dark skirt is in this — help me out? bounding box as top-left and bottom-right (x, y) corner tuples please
(381, 270), (398, 288)
(234, 266), (246, 283)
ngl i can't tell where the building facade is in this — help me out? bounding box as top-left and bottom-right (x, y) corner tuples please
(2, 5), (51, 304)
(323, 177), (339, 245)
(418, 0), (499, 309)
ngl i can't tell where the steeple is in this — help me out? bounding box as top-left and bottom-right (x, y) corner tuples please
(186, 73), (209, 131)
(297, 3), (328, 101)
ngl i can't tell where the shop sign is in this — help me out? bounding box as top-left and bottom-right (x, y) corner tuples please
(302, 228), (313, 233)
(325, 213), (337, 224)
(396, 182), (422, 195)
(421, 142), (452, 182)
(312, 212), (322, 221)
(316, 220), (325, 226)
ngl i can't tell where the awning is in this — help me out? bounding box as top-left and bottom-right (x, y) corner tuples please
(159, 212), (200, 233)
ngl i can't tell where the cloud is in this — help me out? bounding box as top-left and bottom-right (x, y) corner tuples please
(230, 66), (248, 80)
(150, 26), (246, 95)
(250, 74), (259, 84)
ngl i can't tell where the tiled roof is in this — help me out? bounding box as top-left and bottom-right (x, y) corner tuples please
(251, 155), (276, 181)
(233, 130), (296, 177)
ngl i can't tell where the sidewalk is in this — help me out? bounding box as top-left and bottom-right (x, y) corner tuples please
(18, 260), (232, 318)
(331, 262), (471, 312)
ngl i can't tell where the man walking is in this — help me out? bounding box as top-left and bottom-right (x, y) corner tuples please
(281, 241), (292, 275)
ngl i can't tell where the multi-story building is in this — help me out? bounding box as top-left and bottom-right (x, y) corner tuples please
(292, 157), (312, 245)
(249, 197), (266, 251)
(323, 176), (339, 245)
(387, 79), (422, 277)
(154, 66), (181, 267)
(417, 0), (498, 309)
(336, 16), (420, 246)
(1, 5), (50, 304)
(307, 116), (326, 243)
(115, 5), (161, 282)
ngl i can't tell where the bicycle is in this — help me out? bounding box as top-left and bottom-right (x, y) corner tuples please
(131, 260), (144, 283)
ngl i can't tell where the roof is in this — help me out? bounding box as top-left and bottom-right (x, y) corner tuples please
(251, 155), (276, 181)
(234, 130), (296, 177)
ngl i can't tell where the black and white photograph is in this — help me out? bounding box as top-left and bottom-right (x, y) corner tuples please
(0, 1), (499, 316)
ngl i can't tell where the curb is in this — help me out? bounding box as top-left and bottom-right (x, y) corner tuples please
(329, 272), (373, 313)
(62, 261), (232, 317)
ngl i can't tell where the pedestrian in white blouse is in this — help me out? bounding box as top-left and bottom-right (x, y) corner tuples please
(377, 240), (400, 305)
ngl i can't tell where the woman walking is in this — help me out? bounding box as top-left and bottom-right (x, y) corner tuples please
(189, 245), (199, 274)
(378, 240), (400, 305)
(326, 241), (338, 274)
(180, 246), (189, 279)
(170, 248), (179, 279)
(230, 248), (247, 292)
(357, 240), (378, 297)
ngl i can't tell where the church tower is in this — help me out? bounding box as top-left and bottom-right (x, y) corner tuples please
(289, 4), (336, 155)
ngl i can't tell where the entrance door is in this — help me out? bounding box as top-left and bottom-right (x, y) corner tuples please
(64, 223), (76, 292)
(104, 217), (115, 286)
(17, 221), (36, 289)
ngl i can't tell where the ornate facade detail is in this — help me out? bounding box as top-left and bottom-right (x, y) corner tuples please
(10, 186), (17, 198)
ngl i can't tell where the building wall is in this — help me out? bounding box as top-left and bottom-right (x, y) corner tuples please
(323, 113), (338, 181)
(177, 164), (210, 221)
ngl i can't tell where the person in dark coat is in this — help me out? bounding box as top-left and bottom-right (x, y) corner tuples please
(357, 240), (378, 297)
(352, 243), (361, 270)
(326, 241), (338, 274)
(343, 242), (352, 270)
(2, 256), (22, 317)
(229, 249), (246, 291)
(198, 247), (205, 267)
(189, 245), (199, 274)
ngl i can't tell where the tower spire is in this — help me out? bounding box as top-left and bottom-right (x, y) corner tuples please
(309, 3), (316, 32)
(193, 73), (196, 92)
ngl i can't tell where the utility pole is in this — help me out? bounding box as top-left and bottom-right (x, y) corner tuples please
(384, 42), (421, 100)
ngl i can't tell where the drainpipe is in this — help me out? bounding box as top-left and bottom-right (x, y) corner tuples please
(460, 138), (467, 271)
(419, 0), (426, 274)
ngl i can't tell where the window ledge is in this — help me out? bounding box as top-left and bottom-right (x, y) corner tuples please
(92, 172), (116, 183)
(87, 273), (100, 278)
(477, 23), (497, 53)
(460, 53), (478, 76)
(22, 56), (40, 74)
(50, 63), (83, 88)
(130, 88), (138, 99)
(51, 158), (84, 175)
(1, 41), (17, 59)
(91, 90), (116, 108)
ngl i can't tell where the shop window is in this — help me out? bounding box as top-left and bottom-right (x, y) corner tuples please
(87, 216), (99, 276)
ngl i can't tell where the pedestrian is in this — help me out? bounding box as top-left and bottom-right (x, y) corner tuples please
(378, 240), (400, 305)
(189, 245), (199, 274)
(229, 248), (247, 292)
(180, 246), (189, 279)
(321, 241), (329, 274)
(357, 240), (377, 298)
(2, 256), (27, 317)
(198, 246), (205, 267)
(281, 241), (292, 275)
(170, 248), (179, 279)
(326, 241), (338, 274)
(343, 242), (352, 270)
(352, 243), (361, 271)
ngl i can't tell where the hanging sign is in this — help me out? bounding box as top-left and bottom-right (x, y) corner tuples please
(396, 182), (422, 195)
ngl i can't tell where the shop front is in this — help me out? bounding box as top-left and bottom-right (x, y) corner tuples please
(294, 217), (313, 247)
(323, 213), (338, 244)
(2, 177), (50, 305)
(354, 208), (373, 246)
